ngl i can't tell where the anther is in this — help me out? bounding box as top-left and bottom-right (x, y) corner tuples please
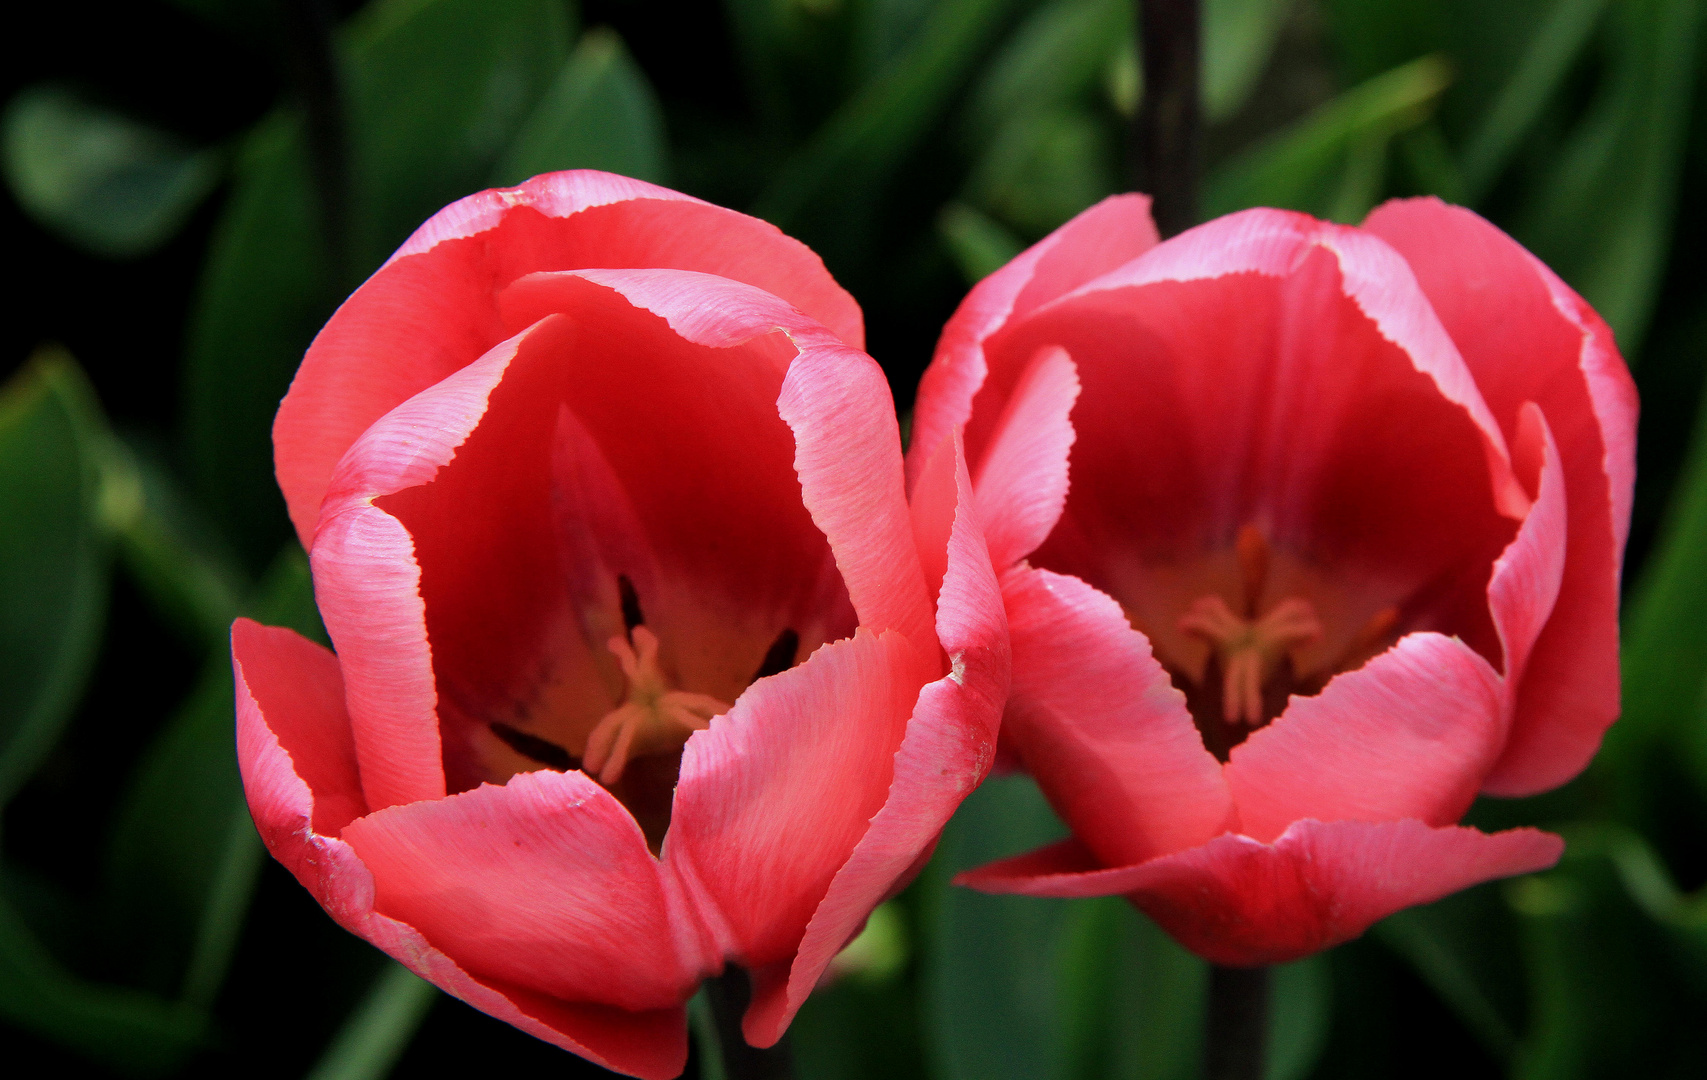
(1179, 594), (1323, 726)
(490, 722), (576, 772)
(582, 626), (731, 786)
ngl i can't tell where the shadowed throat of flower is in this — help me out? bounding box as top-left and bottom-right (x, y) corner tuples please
(487, 575), (799, 849)
(1163, 524), (1397, 761)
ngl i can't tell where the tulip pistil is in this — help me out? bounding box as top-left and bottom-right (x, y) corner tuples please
(583, 625), (731, 786)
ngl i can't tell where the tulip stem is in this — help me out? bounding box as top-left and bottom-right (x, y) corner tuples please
(699, 969), (795, 1080)
(1205, 963), (1271, 1080)
(1133, 0), (1202, 237)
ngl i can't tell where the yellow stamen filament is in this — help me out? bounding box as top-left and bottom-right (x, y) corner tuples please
(582, 626), (731, 786)
(1179, 595), (1323, 727)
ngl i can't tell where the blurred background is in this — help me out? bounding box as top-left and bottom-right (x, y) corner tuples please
(2, 0), (1704, 1077)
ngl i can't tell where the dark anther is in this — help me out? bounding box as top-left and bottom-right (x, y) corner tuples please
(490, 722), (577, 772)
(751, 628), (800, 683)
(617, 574), (644, 634)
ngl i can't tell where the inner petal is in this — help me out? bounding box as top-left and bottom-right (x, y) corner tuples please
(379, 281), (856, 847)
(972, 247), (1519, 757)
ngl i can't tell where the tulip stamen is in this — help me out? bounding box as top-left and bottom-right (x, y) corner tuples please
(583, 625), (732, 786)
(1179, 595), (1324, 726)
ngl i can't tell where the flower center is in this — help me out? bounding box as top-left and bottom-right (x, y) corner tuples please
(1167, 525), (1396, 760)
(582, 625), (732, 786)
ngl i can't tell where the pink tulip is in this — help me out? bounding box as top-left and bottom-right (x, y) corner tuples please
(924, 196), (1635, 966)
(235, 171), (1007, 1077)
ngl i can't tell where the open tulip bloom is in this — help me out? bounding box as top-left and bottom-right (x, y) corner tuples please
(232, 172), (1007, 1079)
(929, 195), (1636, 966)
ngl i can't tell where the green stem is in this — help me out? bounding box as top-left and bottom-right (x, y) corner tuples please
(700, 969), (794, 1080)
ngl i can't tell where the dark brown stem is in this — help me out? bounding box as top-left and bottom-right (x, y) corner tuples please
(1205, 963), (1270, 1080)
(703, 968), (795, 1080)
(1133, 0), (1202, 237)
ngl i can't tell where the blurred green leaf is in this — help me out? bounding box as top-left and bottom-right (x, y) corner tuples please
(1, 85), (221, 259)
(922, 775), (1072, 1080)
(791, 897), (928, 1080)
(755, 0), (1025, 237)
(0, 890), (206, 1077)
(104, 441), (248, 650)
(1059, 898), (1205, 1080)
(1203, 0), (1294, 122)
(304, 962), (438, 1080)
(104, 548), (319, 1000)
(965, 106), (1117, 236)
(184, 0), (573, 567)
(1458, 0), (1610, 198)
(1374, 885), (1524, 1061)
(1266, 956), (1331, 1080)
(1203, 53), (1451, 221)
(1512, 0), (1702, 354)
(492, 27), (668, 188)
(937, 200), (1025, 284)
(961, 0), (1128, 147)
(0, 352), (110, 807)
(343, 0), (573, 269)
(1607, 372), (1707, 798)
(1505, 826), (1707, 1079)
(181, 109), (337, 567)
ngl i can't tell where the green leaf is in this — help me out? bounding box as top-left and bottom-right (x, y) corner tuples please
(0, 352), (110, 807)
(1606, 372), (1707, 798)
(104, 548), (319, 1000)
(937, 200), (1026, 284)
(1203, 54), (1452, 221)
(964, 106), (1117, 236)
(1511, 0), (1702, 354)
(1203, 0), (1294, 123)
(1, 85), (221, 259)
(491, 27), (668, 187)
(1060, 898), (1205, 1080)
(181, 109), (338, 567)
(304, 963), (438, 1080)
(1374, 885), (1524, 1061)
(921, 775), (1073, 1080)
(960, 0), (1129, 148)
(754, 0), (1027, 234)
(0, 890), (206, 1078)
(342, 0), (573, 269)
(1266, 956), (1331, 1080)
(183, 0), (573, 566)
(104, 440), (248, 650)
(1457, 0), (1611, 198)
(1505, 826), (1707, 1079)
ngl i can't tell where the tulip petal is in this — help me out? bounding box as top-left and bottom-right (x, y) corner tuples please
(958, 819), (1563, 966)
(1000, 566), (1233, 866)
(232, 619), (365, 840)
(498, 269), (861, 697)
(1487, 403), (1569, 700)
(276, 169), (862, 548)
(664, 628), (921, 975)
(234, 617), (687, 1080)
(1364, 198), (1636, 796)
(314, 320), (577, 810)
(972, 346), (1081, 570)
(340, 769), (693, 1012)
(1224, 633), (1505, 843)
(909, 193), (1158, 489)
(744, 432), (1008, 1046)
(779, 340), (938, 659)
(992, 210), (1520, 672)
